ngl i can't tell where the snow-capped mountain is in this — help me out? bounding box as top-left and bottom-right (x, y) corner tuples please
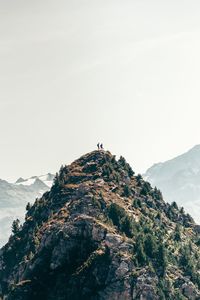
(0, 173), (54, 246)
(15, 173), (54, 188)
(144, 145), (200, 223)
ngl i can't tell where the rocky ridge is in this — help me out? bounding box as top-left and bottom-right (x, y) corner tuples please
(0, 151), (200, 299)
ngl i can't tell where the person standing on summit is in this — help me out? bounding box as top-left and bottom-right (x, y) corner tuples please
(97, 143), (100, 150)
(100, 143), (104, 150)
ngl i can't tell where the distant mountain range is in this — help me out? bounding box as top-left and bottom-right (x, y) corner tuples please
(144, 145), (200, 223)
(0, 173), (54, 246)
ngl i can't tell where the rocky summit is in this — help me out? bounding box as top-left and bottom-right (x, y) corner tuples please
(1, 151), (200, 299)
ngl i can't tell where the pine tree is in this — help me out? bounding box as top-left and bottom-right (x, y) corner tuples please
(144, 233), (157, 258)
(174, 224), (181, 241)
(171, 201), (178, 210)
(12, 219), (20, 234)
(135, 235), (147, 266)
(26, 202), (31, 211)
(136, 241), (146, 265)
(157, 241), (167, 276)
(123, 185), (131, 197)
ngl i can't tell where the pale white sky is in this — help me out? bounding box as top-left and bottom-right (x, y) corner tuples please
(1, 0), (200, 180)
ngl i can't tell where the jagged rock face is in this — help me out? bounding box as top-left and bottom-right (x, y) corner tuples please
(0, 151), (200, 299)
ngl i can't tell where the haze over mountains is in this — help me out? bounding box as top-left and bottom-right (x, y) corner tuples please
(145, 145), (200, 223)
(0, 173), (54, 246)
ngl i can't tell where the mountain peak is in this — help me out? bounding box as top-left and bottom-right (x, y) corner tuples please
(0, 151), (199, 299)
(73, 150), (113, 167)
(15, 177), (26, 184)
(54, 150), (134, 190)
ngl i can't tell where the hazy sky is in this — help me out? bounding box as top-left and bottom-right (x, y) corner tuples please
(1, 0), (200, 181)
